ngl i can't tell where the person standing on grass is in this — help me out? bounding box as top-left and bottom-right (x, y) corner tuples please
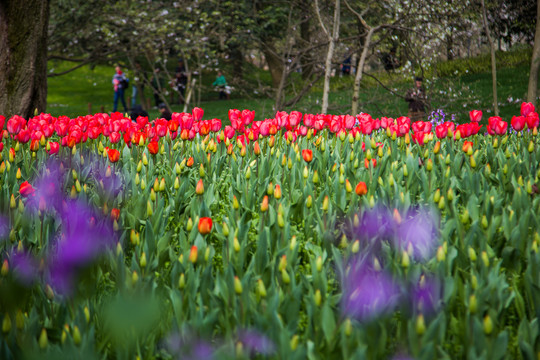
(112, 66), (129, 113)
(212, 70), (229, 100)
(405, 76), (427, 121)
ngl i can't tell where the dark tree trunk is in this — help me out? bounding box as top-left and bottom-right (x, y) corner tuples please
(527, 0), (540, 105)
(261, 42), (284, 89)
(0, 0), (50, 118)
(229, 43), (243, 80)
(300, 8), (313, 80)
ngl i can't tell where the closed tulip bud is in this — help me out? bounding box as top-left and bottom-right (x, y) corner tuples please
(174, 177), (180, 190)
(303, 166), (309, 179)
(416, 314), (426, 335)
(261, 195), (269, 212)
(233, 196), (240, 209)
(233, 237), (241, 252)
(281, 155), (287, 166)
(306, 195), (312, 208)
(277, 212), (285, 228)
(468, 247), (477, 261)
(0, 162), (4, 174)
(290, 236), (297, 250)
(483, 315), (493, 335)
(222, 222), (230, 237)
(314, 289), (322, 306)
(281, 269), (290, 284)
(140, 252), (147, 268)
(470, 155), (476, 168)
(147, 200), (153, 216)
(403, 164), (408, 177)
(426, 158), (433, 171)
(345, 179), (353, 193)
(150, 188), (156, 202)
(315, 256), (323, 272)
(481, 215), (488, 229)
(436, 246), (445, 262)
(2, 315), (11, 333)
(279, 255), (287, 271)
(195, 179), (204, 195)
(447, 188), (454, 201)
(433, 141), (441, 154)
(187, 245), (198, 264)
(71, 326), (81, 346)
(274, 184), (282, 199)
(39, 328), (48, 349)
(1, 259), (8, 276)
(438, 196), (445, 210)
(257, 279), (267, 297)
(481, 251), (489, 267)
(531, 239), (538, 253)
(142, 152), (148, 165)
(528, 140), (534, 153)
(16, 167), (21, 179)
(313, 170), (319, 184)
(267, 182), (274, 195)
(433, 189), (440, 204)
(401, 250), (410, 268)
(178, 273), (185, 289)
(131, 270), (139, 286)
(468, 294), (477, 313)
(290, 335), (299, 350)
(234, 276), (243, 294)
(15, 310), (24, 330)
(471, 274), (478, 290)
(351, 240), (360, 253)
(140, 177), (146, 190)
(287, 157), (292, 169)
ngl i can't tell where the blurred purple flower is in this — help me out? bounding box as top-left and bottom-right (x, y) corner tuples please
(396, 207), (439, 261)
(354, 206), (396, 244)
(10, 251), (39, 285)
(47, 200), (116, 295)
(410, 276), (442, 314)
(238, 329), (275, 356)
(341, 257), (400, 321)
(90, 160), (124, 198)
(0, 215), (9, 239)
(26, 161), (65, 214)
(165, 333), (214, 360)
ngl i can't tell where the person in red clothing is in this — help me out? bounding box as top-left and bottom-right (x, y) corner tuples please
(112, 66), (129, 113)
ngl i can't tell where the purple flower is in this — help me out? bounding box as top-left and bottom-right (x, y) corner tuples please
(25, 162), (65, 214)
(0, 215), (8, 239)
(165, 333), (214, 360)
(238, 329), (275, 355)
(410, 276), (442, 314)
(47, 200), (115, 295)
(395, 207), (439, 261)
(10, 251), (39, 285)
(341, 257), (400, 321)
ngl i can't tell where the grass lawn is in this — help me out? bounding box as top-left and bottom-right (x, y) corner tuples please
(47, 52), (533, 125)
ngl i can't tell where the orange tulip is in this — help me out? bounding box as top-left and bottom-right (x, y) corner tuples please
(355, 181), (367, 196)
(110, 208), (120, 221)
(148, 141), (159, 155)
(186, 157), (194, 167)
(261, 195), (269, 212)
(189, 245), (198, 263)
(302, 149), (313, 163)
(198, 217), (213, 235)
(107, 148), (120, 163)
(195, 179), (204, 195)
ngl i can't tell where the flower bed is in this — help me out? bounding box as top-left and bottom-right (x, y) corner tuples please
(0, 103), (539, 359)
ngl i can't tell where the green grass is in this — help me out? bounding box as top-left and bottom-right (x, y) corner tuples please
(47, 49), (534, 124)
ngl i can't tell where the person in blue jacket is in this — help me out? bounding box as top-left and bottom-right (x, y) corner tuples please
(112, 66), (129, 113)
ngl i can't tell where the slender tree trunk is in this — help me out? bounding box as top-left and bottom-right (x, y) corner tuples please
(481, 0), (499, 116)
(0, 1), (50, 118)
(316, 0), (340, 114)
(261, 43), (284, 89)
(527, 0), (540, 106)
(300, 12), (314, 80)
(352, 27), (375, 115)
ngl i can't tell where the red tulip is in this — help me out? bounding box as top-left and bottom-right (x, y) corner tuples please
(302, 149), (313, 163)
(526, 112), (539, 130)
(521, 102), (535, 117)
(355, 181), (367, 196)
(0, 142), (3, 152)
(469, 110), (482, 122)
(192, 107), (204, 122)
(30, 139), (39, 152)
(511, 116), (526, 131)
(48, 142), (59, 155)
(107, 148), (120, 163)
(198, 217), (212, 235)
(19, 181), (35, 197)
(111, 208), (120, 221)
(148, 141), (159, 155)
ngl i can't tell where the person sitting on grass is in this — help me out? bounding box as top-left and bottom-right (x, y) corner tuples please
(212, 71), (229, 100)
(158, 103), (172, 121)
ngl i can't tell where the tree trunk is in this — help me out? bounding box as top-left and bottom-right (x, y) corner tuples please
(527, 0), (540, 106)
(300, 12), (314, 80)
(320, 0), (340, 114)
(352, 27), (375, 115)
(481, 0), (499, 116)
(261, 42), (284, 89)
(0, 0), (50, 118)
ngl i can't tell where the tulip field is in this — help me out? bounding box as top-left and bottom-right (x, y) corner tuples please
(0, 104), (540, 359)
